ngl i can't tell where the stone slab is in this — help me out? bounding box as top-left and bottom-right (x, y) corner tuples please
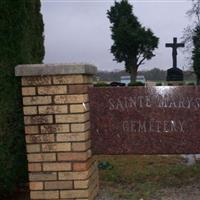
(15, 63), (97, 76)
(89, 86), (200, 155)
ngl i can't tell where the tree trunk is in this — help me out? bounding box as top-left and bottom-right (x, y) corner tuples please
(130, 66), (138, 83)
(197, 77), (200, 85)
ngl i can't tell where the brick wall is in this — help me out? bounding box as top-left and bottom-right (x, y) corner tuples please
(16, 64), (98, 200)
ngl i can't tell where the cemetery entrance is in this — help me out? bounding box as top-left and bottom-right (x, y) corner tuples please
(16, 64), (200, 200)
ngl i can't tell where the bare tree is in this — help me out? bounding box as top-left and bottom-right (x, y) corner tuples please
(182, 0), (200, 67)
(187, 0), (200, 23)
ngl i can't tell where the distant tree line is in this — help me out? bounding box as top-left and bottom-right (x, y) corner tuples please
(97, 68), (196, 82)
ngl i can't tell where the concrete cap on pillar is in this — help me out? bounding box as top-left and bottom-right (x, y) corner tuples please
(15, 63), (97, 76)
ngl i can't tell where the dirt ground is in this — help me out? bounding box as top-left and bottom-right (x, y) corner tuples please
(14, 183), (200, 200)
(95, 183), (200, 200)
(13, 155), (200, 200)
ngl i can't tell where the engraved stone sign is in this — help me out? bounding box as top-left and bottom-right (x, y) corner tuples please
(89, 86), (200, 154)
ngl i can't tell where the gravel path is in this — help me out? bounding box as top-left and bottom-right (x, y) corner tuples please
(15, 183), (200, 200)
(95, 184), (200, 200)
(158, 185), (200, 200)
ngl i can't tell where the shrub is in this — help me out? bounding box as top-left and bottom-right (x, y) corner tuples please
(94, 82), (110, 87)
(187, 82), (195, 85)
(0, 73), (27, 198)
(156, 82), (162, 86)
(128, 82), (145, 86)
(0, 0), (44, 198)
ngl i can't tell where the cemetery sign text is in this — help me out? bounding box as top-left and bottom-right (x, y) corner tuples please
(89, 86), (200, 154)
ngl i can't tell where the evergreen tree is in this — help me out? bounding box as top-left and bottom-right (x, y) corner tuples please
(192, 25), (200, 84)
(0, 0), (44, 197)
(107, 0), (158, 82)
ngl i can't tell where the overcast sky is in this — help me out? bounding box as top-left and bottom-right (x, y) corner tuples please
(41, 0), (193, 71)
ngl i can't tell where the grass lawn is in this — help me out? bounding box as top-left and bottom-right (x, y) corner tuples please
(97, 155), (200, 200)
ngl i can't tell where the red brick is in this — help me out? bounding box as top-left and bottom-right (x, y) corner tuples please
(57, 150), (91, 161)
(28, 163), (42, 172)
(29, 182), (43, 190)
(68, 84), (91, 94)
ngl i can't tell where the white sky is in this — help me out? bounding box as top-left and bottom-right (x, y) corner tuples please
(41, 0), (193, 71)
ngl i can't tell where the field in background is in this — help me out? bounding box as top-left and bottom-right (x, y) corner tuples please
(97, 69), (196, 83)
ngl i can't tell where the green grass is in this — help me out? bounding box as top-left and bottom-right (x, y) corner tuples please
(97, 155), (200, 200)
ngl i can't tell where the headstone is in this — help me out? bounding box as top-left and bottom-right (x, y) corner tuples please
(165, 37), (184, 81)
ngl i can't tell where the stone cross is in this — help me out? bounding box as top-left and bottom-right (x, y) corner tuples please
(165, 37), (185, 68)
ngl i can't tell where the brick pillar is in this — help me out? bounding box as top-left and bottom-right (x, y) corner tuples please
(15, 64), (99, 200)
